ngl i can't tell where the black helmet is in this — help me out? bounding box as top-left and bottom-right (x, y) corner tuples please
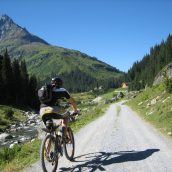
(51, 77), (63, 88)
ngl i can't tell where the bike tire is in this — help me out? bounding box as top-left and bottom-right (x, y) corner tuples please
(63, 127), (75, 161)
(40, 134), (58, 172)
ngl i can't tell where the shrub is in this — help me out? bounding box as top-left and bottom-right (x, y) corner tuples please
(4, 108), (14, 119)
(113, 92), (117, 97)
(164, 78), (172, 93)
(0, 118), (8, 125)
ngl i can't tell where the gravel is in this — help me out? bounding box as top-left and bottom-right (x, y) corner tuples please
(23, 102), (172, 172)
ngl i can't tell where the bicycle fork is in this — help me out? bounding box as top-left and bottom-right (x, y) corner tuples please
(55, 135), (63, 157)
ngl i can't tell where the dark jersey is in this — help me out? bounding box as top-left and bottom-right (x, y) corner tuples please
(40, 87), (71, 108)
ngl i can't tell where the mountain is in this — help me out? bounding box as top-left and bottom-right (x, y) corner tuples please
(0, 15), (124, 91)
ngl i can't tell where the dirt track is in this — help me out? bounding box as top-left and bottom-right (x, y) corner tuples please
(24, 102), (172, 172)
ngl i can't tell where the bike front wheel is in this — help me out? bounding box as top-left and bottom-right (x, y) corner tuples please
(40, 134), (58, 172)
(63, 127), (75, 161)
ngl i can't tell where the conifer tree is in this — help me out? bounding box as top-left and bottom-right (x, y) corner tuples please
(0, 55), (3, 101)
(20, 60), (29, 103)
(1, 49), (13, 103)
(12, 59), (21, 103)
(28, 75), (38, 107)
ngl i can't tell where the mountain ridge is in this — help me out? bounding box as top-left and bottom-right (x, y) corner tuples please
(0, 15), (124, 91)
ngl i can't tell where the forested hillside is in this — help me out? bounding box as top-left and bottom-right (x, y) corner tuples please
(0, 50), (38, 108)
(127, 34), (172, 90)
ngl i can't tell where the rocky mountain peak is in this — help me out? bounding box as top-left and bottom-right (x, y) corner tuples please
(0, 14), (48, 45)
(0, 14), (13, 24)
(0, 15), (15, 39)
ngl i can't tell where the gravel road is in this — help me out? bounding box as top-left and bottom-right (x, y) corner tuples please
(24, 102), (172, 172)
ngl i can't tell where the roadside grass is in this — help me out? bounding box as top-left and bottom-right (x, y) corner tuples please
(0, 140), (40, 172)
(70, 103), (109, 132)
(102, 89), (117, 99)
(0, 91), (111, 172)
(127, 83), (172, 136)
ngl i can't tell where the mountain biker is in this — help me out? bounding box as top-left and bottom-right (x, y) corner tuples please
(39, 77), (78, 138)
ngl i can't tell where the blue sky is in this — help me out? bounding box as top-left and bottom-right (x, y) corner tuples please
(0, 0), (172, 72)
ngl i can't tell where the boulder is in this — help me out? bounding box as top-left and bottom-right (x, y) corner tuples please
(0, 133), (13, 141)
(138, 102), (143, 106)
(117, 92), (124, 99)
(151, 98), (157, 105)
(153, 63), (172, 85)
(167, 132), (172, 136)
(92, 96), (102, 104)
(9, 141), (20, 148)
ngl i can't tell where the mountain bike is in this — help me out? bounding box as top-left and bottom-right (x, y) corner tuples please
(40, 111), (76, 172)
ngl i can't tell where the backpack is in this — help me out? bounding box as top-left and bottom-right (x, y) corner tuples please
(38, 84), (53, 103)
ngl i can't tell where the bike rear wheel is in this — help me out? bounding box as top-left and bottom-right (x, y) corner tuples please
(63, 127), (75, 161)
(40, 134), (58, 172)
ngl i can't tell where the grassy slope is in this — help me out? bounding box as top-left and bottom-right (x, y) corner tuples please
(0, 105), (26, 130)
(127, 84), (172, 136)
(0, 90), (114, 172)
(0, 42), (123, 83)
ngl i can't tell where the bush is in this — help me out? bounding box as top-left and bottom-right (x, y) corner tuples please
(113, 92), (117, 97)
(0, 118), (8, 125)
(164, 78), (172, 93)
(4, 108), (14, 119)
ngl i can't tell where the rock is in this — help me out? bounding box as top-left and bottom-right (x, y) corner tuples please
(25, 111), (32, 116)
(156, 96), (160, 101)
(146, 111), (154, 116)
(162, 97), (170, 103)
(146, 103), (151, 107)
(23, 126), (29, 129)
(126, 91), (139, 99)
(151, 98), (157, 105)
(19, 137), (27, 142)
(92, 96), (102, 104)
(30, 123), (35, 127)
(9, 143), (16, 148)
(31, 138), (35, 142)
(138, 102), (143, 106)
(153, 63), (172, 85)
(11, 124), (16, 129)
(117, 92), (124, 99)
(111, 97), (118, 102)
(36, 119), (41, 125)
(9, 141), (20, 148)
(28, 120), (35, 124)
(10, 128), (18, 132)
(0, 133), (13, 141)
(167, 132), (172, 136)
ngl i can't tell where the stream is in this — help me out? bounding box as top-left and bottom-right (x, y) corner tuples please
(0, 113), (41, 149)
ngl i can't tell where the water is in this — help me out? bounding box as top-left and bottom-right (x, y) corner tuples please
(0, 125), (38, 148)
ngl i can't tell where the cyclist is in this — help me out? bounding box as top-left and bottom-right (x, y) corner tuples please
(39, 77), (78, 138)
